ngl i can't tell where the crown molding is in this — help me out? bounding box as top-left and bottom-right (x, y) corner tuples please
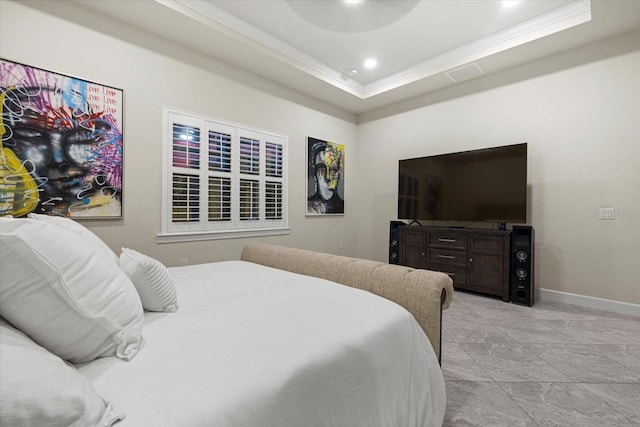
(362, 0), (591, 98)
(165, 0), (591, 100)
(162, 0), (364, 97)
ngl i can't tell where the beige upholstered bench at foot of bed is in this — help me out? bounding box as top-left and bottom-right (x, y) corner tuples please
(241, 243), (454, 362)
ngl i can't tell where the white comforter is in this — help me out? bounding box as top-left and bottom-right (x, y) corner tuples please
(77, 261), (446, 427)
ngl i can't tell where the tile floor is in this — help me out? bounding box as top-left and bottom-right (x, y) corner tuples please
(441, 290), (640, 427)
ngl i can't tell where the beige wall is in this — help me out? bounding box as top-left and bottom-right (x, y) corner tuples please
(353, 41), (640, 304)
(2, 2), (638, 305)
(0, 1), (358, 266)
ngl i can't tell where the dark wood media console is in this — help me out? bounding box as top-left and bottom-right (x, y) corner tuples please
(398, 226), (511, 301)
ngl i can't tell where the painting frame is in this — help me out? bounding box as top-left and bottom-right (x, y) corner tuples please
(1, 58), (124, 219)
(306, 136), (345, 216)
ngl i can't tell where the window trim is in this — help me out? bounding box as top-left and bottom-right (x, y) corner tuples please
(159, 107), (289, 243)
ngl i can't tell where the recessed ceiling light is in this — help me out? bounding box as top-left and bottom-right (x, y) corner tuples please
(343, 0), (363, 5)
(502, 0), (520, 8)
(363, 58), (377, 70)
(349, 69), (358, 76)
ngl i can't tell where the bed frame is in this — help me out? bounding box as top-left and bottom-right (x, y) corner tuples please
(241, 243), (454, 362)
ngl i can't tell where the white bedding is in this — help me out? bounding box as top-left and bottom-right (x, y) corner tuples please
(76, 261), (446, 427)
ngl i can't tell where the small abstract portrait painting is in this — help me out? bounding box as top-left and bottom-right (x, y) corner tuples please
(0, 59), (123, 218)
(307, 136), (345, 216)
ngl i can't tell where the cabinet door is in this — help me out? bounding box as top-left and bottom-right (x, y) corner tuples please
(399, 229), (427, 269)
(468, 233), (510, 300)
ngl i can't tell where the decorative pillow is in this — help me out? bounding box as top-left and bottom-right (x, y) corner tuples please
(27, 213), (118, 263)
(119, 248), (178, 312)
(0, 217), (144, 363)
(0, 317), (124, 426)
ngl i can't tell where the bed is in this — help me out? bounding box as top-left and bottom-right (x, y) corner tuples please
(0, 216), (453, 427)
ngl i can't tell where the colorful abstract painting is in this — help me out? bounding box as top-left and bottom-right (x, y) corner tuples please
(0, 59), (123, 218)
(306, 136), (345, 215)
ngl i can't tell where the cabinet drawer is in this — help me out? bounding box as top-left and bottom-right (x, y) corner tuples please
(402, 229), (426, 246)
(428, 262), (467, 285)
(427, 248), (467, 266)
(428, 231), (467, 249)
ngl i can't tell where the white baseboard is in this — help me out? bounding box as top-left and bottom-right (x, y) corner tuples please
(538, 288), (640, 317)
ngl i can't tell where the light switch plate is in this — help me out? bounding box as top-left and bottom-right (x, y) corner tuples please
(599, 207), (615, 220)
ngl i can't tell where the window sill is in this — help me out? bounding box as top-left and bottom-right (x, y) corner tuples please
(156, 227), (290, 244)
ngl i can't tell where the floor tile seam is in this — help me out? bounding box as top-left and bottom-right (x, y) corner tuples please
(448, 326), (573, 382)
(580, 342), (640, 353)
(567, 313), (640, 322)
(450, 341), (517, 346)
(524, 339), (640, 346)
(489, 380), (639, 384)
(457, 343), (565, 384)
(526, 341), (640, 362)
(523, 342), (640, 349)
(486, 342), (576, 383)
(482, 379), (581, 383)
(448, 340), (496, 382)
(575, 380), (640, 384)
(492, 379), (542, 427)
(538, 319), (640, 339)
(517, 344), (589, 381)
(494, 381), (640, 425)
(521, 343), (639, 383)
(616, 333), (640, 344)
(592, 318), (640, 323)
(456, 341), (519, 350)
(502, 319), (584, 341)
(572, 382), (640, 424)
(493, 320), (581, 344)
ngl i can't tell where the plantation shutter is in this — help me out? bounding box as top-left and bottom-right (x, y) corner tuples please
(207, 130), (232, 223)
(170, 121), (202, 228)
(164, 109), (287, 236)
(265, 141), (284, 220)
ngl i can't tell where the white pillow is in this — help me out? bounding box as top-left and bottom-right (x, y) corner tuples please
(119, 248), (178, 312)
(0, 217), (144, 363)
(27, 213), (118, 263)
(0, 317), (124, 426)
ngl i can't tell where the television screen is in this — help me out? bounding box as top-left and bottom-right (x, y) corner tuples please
(398, 143), (527, 223)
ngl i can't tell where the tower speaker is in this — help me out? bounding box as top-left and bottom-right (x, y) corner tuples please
(510, 225), (534, 306)
(389, 221), (405, 264)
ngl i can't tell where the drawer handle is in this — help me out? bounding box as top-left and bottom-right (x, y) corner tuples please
(444, 272), (456, 276)
(438, 254), (455, 259)
(438, 238), (456, 243)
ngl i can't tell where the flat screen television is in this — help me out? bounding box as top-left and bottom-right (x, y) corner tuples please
(398, 143), (527, 224)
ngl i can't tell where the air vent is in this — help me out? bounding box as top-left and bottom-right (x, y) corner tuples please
(446, 63), (484, 83)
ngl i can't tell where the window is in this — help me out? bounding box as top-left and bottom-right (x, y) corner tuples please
(160, 108), (288, 241)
